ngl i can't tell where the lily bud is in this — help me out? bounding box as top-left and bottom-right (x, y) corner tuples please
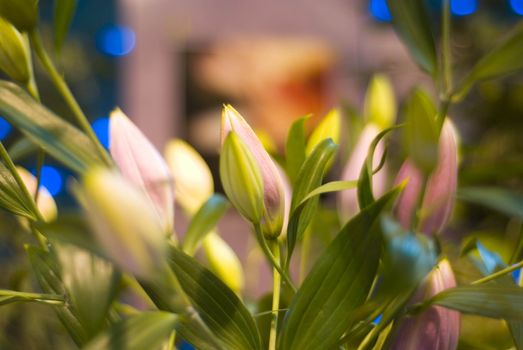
(306, 108), (341, 155)
(221, 105), (287, 238)
(389, 259), (460, 350)
(0, 0), (38, 31)
(164, 139), (213, 214)
(16, 166), (57, 222)
(109, 108), (174, 233)
(338, 123), (387, 220)
(363, 74), (396, 130)
(202, 232), (244, 294)
(220, 131), (264, 224)
(394, 121), (458, 235)
(0, 17), (30, 83)
(76, 169), (166, 278)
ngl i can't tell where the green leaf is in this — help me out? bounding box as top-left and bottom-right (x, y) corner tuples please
(54, 0), (77, 52)
(0, 17), (30, 83)
(182, 194), (230, 255)
(298, 180), (358, 206)
(401, 88), (438, 174)
(83, 312), (178, 350)
(458, 187), (523, 219)
(386, 0), (437, 76)
(285, 116), (310, 184)
(169, 247), (262, 350)
(429, 284), (523, 320)
(0, 289), (64, 306)
(456, 23), (523, 99)
(56, 244), (119, 338)
(286, 138), (337, 262)
(26, 245), (90, 346)
(8, 137), (38, 162)
(0, 162), (39, 220)
(357, 125), (399, 211)
(0, 81), (109, 173)
(278, 186), (402, 350)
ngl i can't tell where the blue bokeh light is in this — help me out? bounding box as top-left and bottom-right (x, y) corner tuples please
(369, 0), (392, 22)
(92, 117), (110, 149)
(513, 268), (521, 284)
(510, 0), (523, 15)
(372, 314), (383, 325)
(36, 166), (64, 196)
(0, 116), (12, 140)
(98, 25), (136, 57)
(451, 0), (477, 16)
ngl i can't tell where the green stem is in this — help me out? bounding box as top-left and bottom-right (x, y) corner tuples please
(28, 30), (112, 165)
(34, 149), (45, 203)
(268, 241), (281, 350)
(254, 224), (297, 293)
(471, 260), (523, 285)
(0, 289), (64, 305)
(442, 0), (453, 97)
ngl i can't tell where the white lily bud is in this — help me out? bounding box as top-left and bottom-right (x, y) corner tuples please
(77, 169), (166, 278)
(109, 108), (174, 233)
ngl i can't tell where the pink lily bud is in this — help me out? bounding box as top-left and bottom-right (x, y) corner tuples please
(394, 121), (458, 235)
(221, 105), (287, 238)
(389, 259), (460, 350)
(338, 123), (388, 221)
(109, 109), (174, 233)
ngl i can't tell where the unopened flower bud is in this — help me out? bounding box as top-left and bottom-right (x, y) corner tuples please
(16, 166), (57, 222)
(220, 131), (264, 224)
(202, 232), (244, 294)
(364, 74), (396, 130)
(394, 121), (458, 235)
(164, 139), (213, 214)
(109, 108), (174, 233)
(338, 123), (388, 220)
(389, 259), (460, 350)
(306, 108), (341, 155)
(0, 17), (30, 83)
(76, 169), (166, 278)
(221, 105), (286, 238)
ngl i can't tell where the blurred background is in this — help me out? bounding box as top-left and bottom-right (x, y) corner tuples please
(0, 0), (523, 348)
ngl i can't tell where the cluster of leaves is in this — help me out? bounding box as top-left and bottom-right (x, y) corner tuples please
(0, 1), (521, 350)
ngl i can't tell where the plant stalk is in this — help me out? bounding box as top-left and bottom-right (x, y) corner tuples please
(471, 260), (523, 285)
(268, 240), (281, 350)
(28, 30), (112, 165)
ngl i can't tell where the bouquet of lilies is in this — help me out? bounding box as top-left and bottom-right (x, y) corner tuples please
(0, 0), (522, 349)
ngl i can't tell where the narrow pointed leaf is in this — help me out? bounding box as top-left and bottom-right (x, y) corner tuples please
(287, 138), (337, 261)
(0, 162), (39, 220)
(428, 284), (523, 320)
(456, 23), (523, 99)
(279, 186), (402, 350)
(386, 0), (437, 76)
(83, 312), (178, 350)
(458, 187), (523, 219)
(0, 81), (109, 173)
(182, 194), (230, 255)
(285, 116), (309, 184)
(169, 247), (262, 350)
(54, 0), (77, 52)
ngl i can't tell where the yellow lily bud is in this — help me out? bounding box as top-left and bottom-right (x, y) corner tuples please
(221, 105), (286, 238)
(202, 232), (244, 294)
(164, 139), (213, 214)
(0, 17), (30, 83)
(77, 168), (166, 278)
(306, 108), (341, 155)
(109, 108), (174, 233)
(363, 74), (396, 129)
(16, 166), (57, 222)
